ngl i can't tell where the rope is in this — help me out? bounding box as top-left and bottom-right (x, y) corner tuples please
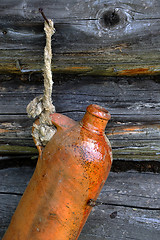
(26, 19), (56, 146)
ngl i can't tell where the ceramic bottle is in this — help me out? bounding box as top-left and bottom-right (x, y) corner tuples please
(3, 104), (112, 240)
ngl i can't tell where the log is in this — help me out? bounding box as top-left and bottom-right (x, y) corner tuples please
(0, 75), (160, 163)
(0, 0), (160, 75)
(0, 167), (160, 239)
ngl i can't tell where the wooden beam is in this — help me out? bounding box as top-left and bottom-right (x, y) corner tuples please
(0, 75), (160, 162)
(0, 0), (159, 75)
(0, 167), (160, 239)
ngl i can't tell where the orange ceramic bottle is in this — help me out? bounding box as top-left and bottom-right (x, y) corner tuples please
(3, 104), (112, 240)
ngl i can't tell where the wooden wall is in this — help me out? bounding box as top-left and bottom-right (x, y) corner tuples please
(0, 73), (160, 239)
(0, 0), (160, 75)
(0, 0), (160, 239)
(0, 74), (160, 166)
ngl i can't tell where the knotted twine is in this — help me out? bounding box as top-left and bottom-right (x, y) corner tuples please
(26, 19), (56, 146)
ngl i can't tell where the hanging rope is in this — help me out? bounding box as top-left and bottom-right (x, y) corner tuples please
(26, 11), (56, 146)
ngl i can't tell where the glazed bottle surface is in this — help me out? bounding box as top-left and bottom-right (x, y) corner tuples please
(3, 104), (112, 240)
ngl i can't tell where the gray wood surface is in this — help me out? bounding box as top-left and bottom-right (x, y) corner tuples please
(0, 167), (160, 240)
(1, 2), (160, 238)
(0, 0), (159, 75)
(0, 75), (160, 163)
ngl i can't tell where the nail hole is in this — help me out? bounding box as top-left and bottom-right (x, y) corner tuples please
(110, 211), (117, 219)
(100, 10), (120, 28)
(2, 30), (7, 35)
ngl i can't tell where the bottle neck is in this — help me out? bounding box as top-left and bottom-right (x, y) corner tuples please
(80, 105), (111, 135)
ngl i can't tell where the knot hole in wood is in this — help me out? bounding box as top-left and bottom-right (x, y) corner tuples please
(97, 7), (132, 32)
(100, 9), (120, 28)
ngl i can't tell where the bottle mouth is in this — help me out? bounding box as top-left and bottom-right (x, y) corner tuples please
(86, 104), (111, 121)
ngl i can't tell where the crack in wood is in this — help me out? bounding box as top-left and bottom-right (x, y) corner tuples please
(95, 202), (160, 211)
(0, 192), (159, 211)
(0, 192), (22, 196)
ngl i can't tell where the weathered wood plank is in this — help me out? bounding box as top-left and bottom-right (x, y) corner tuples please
(0, 195), (20, 239)
(1, 75), (160, 116)
(0, 0), (159, 75)
(1, 167), (160, 209)
(79, 205), (160, 240)
(1, 194), (160, 240)
(0, 167), (160, 239)
(0, 75), (160, 162)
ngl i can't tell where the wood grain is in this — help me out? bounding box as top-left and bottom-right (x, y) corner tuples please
(0, 0), (159, 75)
(0, 75), (160, 162)
(0, 167), (160, 239)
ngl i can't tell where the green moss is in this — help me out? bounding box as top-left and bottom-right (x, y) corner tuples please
(0, 145), (38, 155)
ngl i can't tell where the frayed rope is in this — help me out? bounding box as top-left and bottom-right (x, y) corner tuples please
(27, 19), (56, 146)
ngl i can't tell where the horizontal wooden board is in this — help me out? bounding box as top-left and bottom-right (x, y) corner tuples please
(1, 167), (160, 209)
(0, 167), (160, 239)
(79, 205), (160, 240)
(0, 0), (159, 75)
(0, 75), (160, 162)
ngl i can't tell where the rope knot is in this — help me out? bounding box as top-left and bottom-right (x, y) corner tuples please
(27, 19), (56, 146)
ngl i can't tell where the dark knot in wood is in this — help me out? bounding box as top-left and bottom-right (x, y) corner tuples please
(97, 7), (131, 32)
(100, 9), (120, 28)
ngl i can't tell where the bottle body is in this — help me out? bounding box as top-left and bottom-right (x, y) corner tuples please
(3, 104), (112, 240)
